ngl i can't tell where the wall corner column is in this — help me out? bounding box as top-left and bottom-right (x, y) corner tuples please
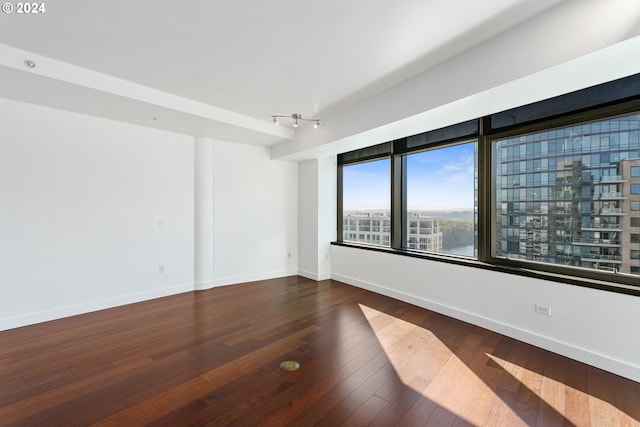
(194, 137), (215, 289)
(298, 156), (336, 281)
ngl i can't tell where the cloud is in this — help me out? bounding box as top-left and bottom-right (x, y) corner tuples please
(448, 171), (470, 184)
(441, 153), (475, 184)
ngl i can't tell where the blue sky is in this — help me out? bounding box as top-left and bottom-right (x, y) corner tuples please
(343, 142), (475, 210)
(343, 158), (390, 210)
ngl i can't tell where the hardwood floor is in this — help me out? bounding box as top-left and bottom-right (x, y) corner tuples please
(1, 276), (639, 426)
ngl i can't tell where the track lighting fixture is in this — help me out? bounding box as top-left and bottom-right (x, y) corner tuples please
(271, 113), (321, 128)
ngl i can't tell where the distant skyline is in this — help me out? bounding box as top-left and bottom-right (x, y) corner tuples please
(343, 143), (475, 210)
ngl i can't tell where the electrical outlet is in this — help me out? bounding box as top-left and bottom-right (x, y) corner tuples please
(535, 304), (551, 316)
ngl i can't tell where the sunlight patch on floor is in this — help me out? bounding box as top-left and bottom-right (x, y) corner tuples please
(487, 353), (632, 427)
(359, 304), (527, 426)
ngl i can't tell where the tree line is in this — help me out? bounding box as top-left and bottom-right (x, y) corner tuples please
(441, 219), (475, 250)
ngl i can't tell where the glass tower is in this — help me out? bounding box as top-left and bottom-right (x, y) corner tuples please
(493, 113), (640, 275)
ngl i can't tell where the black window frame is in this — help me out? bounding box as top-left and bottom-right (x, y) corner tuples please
(338, 144), (393, 248)
(335, 73), (640, 296)
(402, 138), (478, 256)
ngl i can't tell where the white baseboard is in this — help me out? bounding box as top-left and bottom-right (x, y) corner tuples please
(332, 273), (640, 383)
(3, 271), (300, 331)
(196, 270), (299, 290)
(0, 282), (195, 331)
(298, 269), (332, 281)
(193, 280), (217, 291)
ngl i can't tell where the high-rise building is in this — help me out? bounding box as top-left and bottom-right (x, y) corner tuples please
(342, 212), (391, 246)
(494, 114), (640, 275)
(620, 159), (640, 274)
(343, 212), (442, 252)
(406, 212), (443, 252)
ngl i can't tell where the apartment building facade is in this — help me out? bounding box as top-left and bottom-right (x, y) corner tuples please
(494, 115), (640, 275)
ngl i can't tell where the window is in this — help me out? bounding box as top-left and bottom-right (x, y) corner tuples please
(341, 158), (390, 247)
(492, 113), (640, 276)
(337, 73), (640, 293)
(406, 142), (476, 256)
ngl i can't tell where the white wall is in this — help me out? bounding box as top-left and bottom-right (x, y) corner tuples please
(298, 160), (319, 279)
(317, 156), (336, 278)
(194, 137), (215, 288)
(0, 98), (195, 329)
(211, 140), (298, 285)
(298, 157), (336, 281)
(332, 246), (640, 383)
(0, 99), (299, 330)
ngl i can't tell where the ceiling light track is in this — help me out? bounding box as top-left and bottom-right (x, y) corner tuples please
(272, 113), (321, 128)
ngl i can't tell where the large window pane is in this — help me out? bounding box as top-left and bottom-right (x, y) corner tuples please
(406, 142), (477, 257)
(493, 113), (640, 276)
(342, 158), (390, 246)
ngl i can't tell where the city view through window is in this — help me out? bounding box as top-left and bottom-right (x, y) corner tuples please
(493, 113), (640, 276)
(342, 158), (392, 248)
(342, 143), (477, 257)
(342, 113), (640, 277)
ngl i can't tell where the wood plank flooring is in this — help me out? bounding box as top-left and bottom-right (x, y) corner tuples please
(1, 276), (639, 426)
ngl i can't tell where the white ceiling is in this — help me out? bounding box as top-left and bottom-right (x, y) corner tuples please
(0, 0), (566, 145)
